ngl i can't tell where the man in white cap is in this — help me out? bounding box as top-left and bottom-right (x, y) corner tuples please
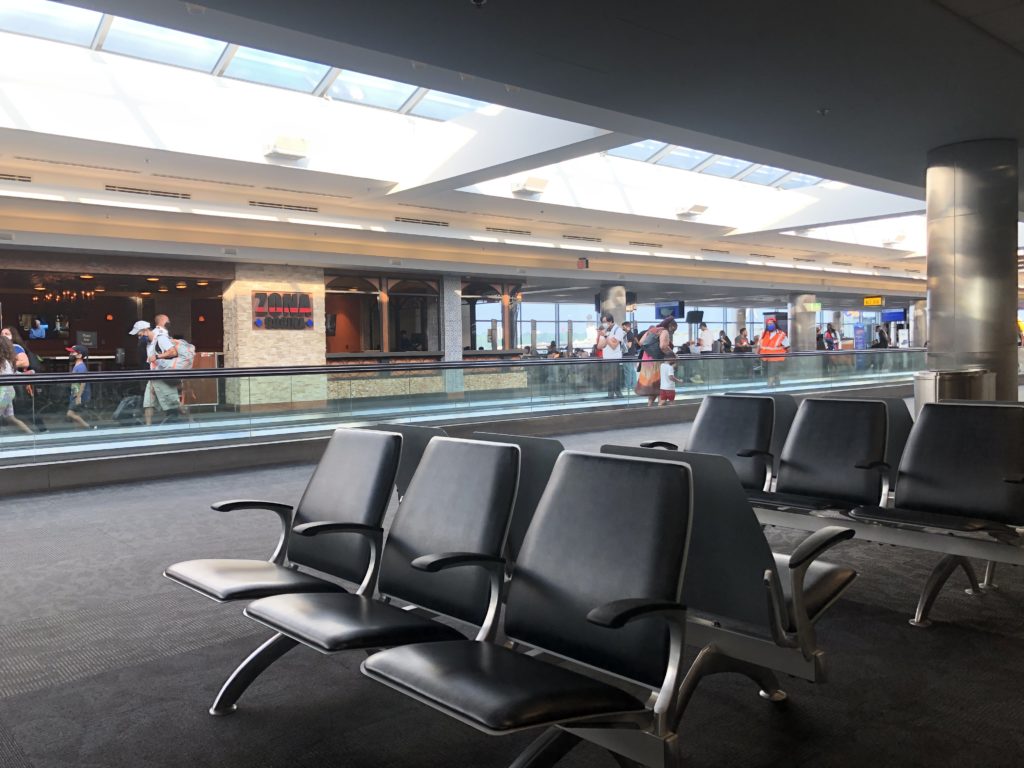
(130, 319), (182, 425)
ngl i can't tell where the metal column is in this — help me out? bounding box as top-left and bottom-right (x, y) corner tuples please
(787, 294), (817, 351)
(926, 139), (1018, 400)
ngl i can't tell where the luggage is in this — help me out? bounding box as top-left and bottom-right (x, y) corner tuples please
(113, 394), (142, 422)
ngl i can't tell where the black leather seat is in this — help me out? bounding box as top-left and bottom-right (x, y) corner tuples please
(364, 640), (644, 732)
(471, 432), (564, 562)
(165, 428), (402, 603)
(752, 398), (889, 512)
(602, 444), (856, 685)
(727, 391), (796, 477)
(364, 424), (447, 501)
(849, 403), (1024, 626)
(215, 437), (520, 714)
(364, 452), (695, 766)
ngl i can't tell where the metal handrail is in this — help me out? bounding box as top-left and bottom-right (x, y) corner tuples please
(0, 347), (925, 386)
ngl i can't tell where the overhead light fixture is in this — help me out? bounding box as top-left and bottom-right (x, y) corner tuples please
(146, 277), (160, 282)
(94, 286), (106, 293)
(158, 286), (169, 293)
(140, 290), (152, 296)
(175, 282), (187, 289)
(79, 274), (94, 280)
(196, 280), (209, 287)
(676, 204), (708, 219)
(79, 197), (181, 212)
(193, 209), (278, 221)
(264, 136), (309, 160)
(34, 285), (45, 291)
(512, 176), (548, 195)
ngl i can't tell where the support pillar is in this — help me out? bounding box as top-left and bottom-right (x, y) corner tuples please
(787, 294), (817, 352)
(734, 308), (747, 336)
(926, 139), (1018, 400)
(440, 274), (464, 393)
(910, 300), (927, 348)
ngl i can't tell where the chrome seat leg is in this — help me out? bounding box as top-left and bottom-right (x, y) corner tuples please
(910, 555), (981, 627)
(209, 632), (299, 715)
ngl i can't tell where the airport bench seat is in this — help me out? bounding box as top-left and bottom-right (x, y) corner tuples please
(215, 437), (520, 715)
(164, 428), (402, 603)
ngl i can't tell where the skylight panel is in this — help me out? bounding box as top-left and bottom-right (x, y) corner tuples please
(409, 90), (490, 121)
(742, 165), (789, 185)
(700, 155), (754, 178)
(655, 146), (712, 171)
(0, 0), (102, 46)
(607, 140), (667, 161)
(776, 172), (823, 190)
(328, 70), (418, 111)
(223, 47), (330, 92)
(101, 17), (227, 72)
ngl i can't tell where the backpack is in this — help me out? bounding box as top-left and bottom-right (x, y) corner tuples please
(639, 330), (665, 361)
(168, 338), (195, 370)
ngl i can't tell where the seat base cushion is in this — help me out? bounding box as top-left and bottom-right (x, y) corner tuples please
(363, 640), (646, 733)
(849, 505), (1016, 534)
(749, 490), (853, 512)
(164, 559), (342, 602)
(773, 554), (856, 630)
(246, 593), (465, 652)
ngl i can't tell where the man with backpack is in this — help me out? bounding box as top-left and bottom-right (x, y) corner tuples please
(130, 315), (190, 425)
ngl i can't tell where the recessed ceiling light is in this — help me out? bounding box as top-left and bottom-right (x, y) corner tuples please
(146, 277), (159, 282)
(79, 274), (94, 280)
(158, 286), (169, 293)
(175, 282), (187, 289)
(140, 291), (152, 296)
(34, 285), (45, 291)
(94, 286), (106, 293)
(196, 280), (209, 287)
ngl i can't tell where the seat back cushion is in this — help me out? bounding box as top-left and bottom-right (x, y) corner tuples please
(727, 392), (796, 476)
(364, 424), (448, 500)
(472, 433), (565, 564)
(686, 395), (773, 490)
(602, 446), (779, 634)
(882, 398), (914, 486)
(378, 437), (520, 625)
(776, 398), (887, 504)
(897, 403), (1024, 524)
(289, 428), (403, 584)
(505, 452), (692, 688)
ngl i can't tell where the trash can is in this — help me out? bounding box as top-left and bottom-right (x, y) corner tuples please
(913, 368), (996, 416)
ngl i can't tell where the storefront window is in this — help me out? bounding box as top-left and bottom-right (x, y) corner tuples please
(462, 280), (503, 350)
(325, 276), (381, 353)
(388, 278), (439, 352)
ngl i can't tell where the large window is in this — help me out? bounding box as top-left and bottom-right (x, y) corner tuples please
(325, 276), (381, 353)
(462, 280), (503, 351)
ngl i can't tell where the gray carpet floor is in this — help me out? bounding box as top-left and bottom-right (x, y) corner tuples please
(0, 421), (1022, 767)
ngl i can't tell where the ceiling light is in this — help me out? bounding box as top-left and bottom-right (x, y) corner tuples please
(175, 282), (188, 289)
(94, 286), (106, 292)
(79, 274), (94, 280)
(140, 291), (152, 296)
(0, 190), (66, 201)
(608, 248), (649, 256)
(511, 176), (548, 195)
(470, 235), (500, 242)
(196, 280), (209, 287)
(559, 244), (603, 252)
(193, 209), (278, 221)
(504, 239), (554, 248)
(158, 286), (169, 293)
(34, 285), (45, 291)
(285, 217), (363, 229)
(79, 198), (181, 212)
(676, 204), (709, 219)
(147, 277), (160, 282)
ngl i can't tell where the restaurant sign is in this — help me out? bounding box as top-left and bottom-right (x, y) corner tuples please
(252, 291), (315, 330)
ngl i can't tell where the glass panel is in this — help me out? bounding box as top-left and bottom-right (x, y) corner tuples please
(700, 156), (753, 178)
(409, 90), (490, 121)
(776, 172), (823, 190)
(607, 140), (667, 162)
(656, 146), (712, 171)
(743, 164), (789, 185)
(389, 294), (439, 352)
(328, 70), (418, 110)
(0, 0), (102, 46)
(326, 292), (381, 353)
(101, 17), (227, 71)
(223, 47), (330, 92)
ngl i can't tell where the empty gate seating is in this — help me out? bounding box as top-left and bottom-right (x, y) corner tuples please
(164, 428), (402, 602)
(849, 402), (1024, 625)
(748, 398), (890, 512)
(210, 436), (521, 715)
(363, 451), (698, 767)
(602, 445), (857, 685)
(641, 394), (774, 491)
(364, 424), (448, 501)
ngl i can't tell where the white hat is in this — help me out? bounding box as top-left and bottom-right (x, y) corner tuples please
(129, 320), (151, 336)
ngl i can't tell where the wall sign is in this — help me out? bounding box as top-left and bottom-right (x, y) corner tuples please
(863, 296), (885, 307)
(252, 291), (315, 330)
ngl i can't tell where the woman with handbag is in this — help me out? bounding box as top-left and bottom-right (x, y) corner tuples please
(635, 317), (677, 406)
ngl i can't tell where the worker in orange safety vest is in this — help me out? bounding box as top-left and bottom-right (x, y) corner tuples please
(757, 316), (790, 386)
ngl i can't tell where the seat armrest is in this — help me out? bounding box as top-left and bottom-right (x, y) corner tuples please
(640, 441), (678, 450)
(788, 526), (855, 569)
(1003, 474), (1024, 484)
(292, 521), (383, 537)
(409, 552), (506, 643)
(588, 598), (688, 737)
(411, 552), (506, 572)
(211, 499), (294, 565)
(293, 522), (385, 596)
(737, 448), (772, 459)
(854, 459), (889, 471)
(587, 598), (687, 629)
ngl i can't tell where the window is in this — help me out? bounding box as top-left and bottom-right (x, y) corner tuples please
(101, 17), (226, 71)
(656, 146), (712, 171)
(0, 0), (102, 46)
(325, 276), (381, 353)
(223, 47), (330, 92)
(743, 165), (789, 185)
(607, 140), (667, 162)
(409, 90), (490, 121)
(700, 156), (753, 178)
(328, 71), (419, 110)
(462, 280), (504, 351)
(388, 278), (439, 353)
(776, 172), (823, 190)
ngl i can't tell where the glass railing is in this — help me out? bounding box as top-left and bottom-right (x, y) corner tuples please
(0, 349), (926, 464)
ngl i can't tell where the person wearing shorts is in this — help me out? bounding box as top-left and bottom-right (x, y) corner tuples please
(659, 360), (682, 406)
(65, 344), (94, 429)
(131, 317), (183, 425)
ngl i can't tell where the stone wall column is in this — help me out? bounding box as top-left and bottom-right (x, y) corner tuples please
(440, 274), (464, 393)
(222, 263), (326, 407)
(787, 293), (818, 352)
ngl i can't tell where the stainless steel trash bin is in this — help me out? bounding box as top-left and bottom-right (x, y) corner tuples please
(913, 369), (997, 416)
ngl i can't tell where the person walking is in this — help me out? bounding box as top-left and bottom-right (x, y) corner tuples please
(595, 312), (625, 398)
(2, 326), (46, 432)
(757, 316), (790, 387)
(64, 344), (94, 429)
(0, 335), (33, 435)
(658, 356), (683, 406)
(635, 317), (677, 406)
(620, 320), (639, 393)
(131, 319), (184, 425)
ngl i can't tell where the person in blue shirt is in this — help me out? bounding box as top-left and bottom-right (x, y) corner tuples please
(28, 319), (47, 340)
(65, 345), (94, 429)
